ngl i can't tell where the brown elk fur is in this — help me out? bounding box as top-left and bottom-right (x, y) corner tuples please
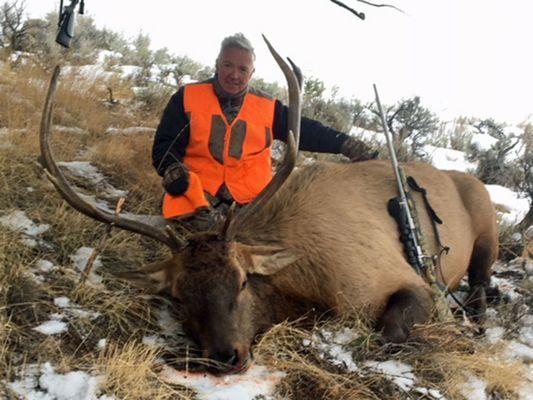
(148, 159), (498, 371)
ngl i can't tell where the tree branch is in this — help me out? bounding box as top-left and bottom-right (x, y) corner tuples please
(329, 0), (404, 21)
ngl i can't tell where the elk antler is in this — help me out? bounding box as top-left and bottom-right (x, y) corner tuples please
(225, 36), (303, 239)
(40, 66), (187, 252)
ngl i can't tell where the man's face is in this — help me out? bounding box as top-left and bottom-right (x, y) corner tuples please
(216, 47), (255, 95)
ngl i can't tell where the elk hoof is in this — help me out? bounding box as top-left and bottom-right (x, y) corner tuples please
(376, 287), (432, 343)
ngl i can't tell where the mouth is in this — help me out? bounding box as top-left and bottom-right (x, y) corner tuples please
(229, 351), (252, 374)
(207, 350), (253, 375)
(225, 81), (242, 90)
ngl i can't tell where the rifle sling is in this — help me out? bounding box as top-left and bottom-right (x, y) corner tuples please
(406, 176), (450, 254)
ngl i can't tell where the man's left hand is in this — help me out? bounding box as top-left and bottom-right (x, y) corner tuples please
(340, 137), (379, 162)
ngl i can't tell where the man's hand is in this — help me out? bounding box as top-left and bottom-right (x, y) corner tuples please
(340, 137), (378, 162)
(163, 162), (190, 196)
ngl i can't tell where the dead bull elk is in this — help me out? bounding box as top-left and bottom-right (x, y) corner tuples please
(40, 37), (498, 374)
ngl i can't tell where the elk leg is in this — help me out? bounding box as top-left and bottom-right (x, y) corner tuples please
(465, 239), (496, 324)
(376, 286), (432, 343)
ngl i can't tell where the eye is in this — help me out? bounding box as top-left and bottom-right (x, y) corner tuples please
(241, 279), (248, 291)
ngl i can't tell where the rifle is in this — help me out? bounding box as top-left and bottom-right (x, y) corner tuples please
(56, 0), (85, 48)
(373, 84), (452, 321)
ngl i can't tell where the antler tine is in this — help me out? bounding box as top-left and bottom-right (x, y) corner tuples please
(40, 65), (187, 252)
(225, 36), (302, 239)
(262, 35), (302, 149)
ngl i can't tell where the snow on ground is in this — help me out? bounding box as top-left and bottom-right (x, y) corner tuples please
(105, 126), (155, 135)
(364, 360), (416, 391)
(460, 375), (488, 400)
(54, 125), (88, 136)
(58, 161), (106, 184)
(304, 328), (359, 372)
(485, 184), (531, 224)
(8, 362), (109, 400)
(61, 65), (115, 84)
(159, 364), (285, 400)
(420, 145), (530, 224)
(54, 296), (101, 320)
(97, 50), (122, 65)
(112, 65), (142, 80)
(36, 259), (56, 273)
(471, 133), (499, 151)
(423, 144), (477, 172)
(58, 161), (128, 199)
(0, 209), (50, 247)
(33, 313), (68, 335)
(69, 246), (103, 285)
(0, 210), (49, 236)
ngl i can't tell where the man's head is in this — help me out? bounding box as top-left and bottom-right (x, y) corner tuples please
(216, 33), (255, 95)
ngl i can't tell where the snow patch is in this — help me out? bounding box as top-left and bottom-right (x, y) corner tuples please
(423, 145), (477, 172)
(58, 161), (128, 199)
(0, 210), (50, 236)
(471, 133), (499, 151)
(309, 328), (359, 372)
(460, 375), (488, 400)
(491, 276), (522, 301)
(0, 210), (50, 248)
(33, 319), (68, 335)
(35, 259), (55, 272)
(485, 185), (530, 224)
(485, 327), (505, 344)
(364, 360), (417, 391)
(70, 247), (103, 284)
(142, 335), (166, 347)
(54, 297), (101, 320)
(54, 126), (88, 135)
(58, 161), (106, 184)
(159, 364), (285, 400)
(105, 126), (155, 135)
(8, 362), (106, 400)
(506, 341), (533, 362)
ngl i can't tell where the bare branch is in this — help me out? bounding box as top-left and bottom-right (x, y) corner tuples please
(329, 0), (404, 21)
(355, 0), (404, 13)
(329, 0), (365, 20)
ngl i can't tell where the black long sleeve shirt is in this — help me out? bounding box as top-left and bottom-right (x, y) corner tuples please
(152, 80), (350, 176)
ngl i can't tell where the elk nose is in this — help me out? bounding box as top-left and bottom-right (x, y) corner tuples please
(212, 348), (239, 368)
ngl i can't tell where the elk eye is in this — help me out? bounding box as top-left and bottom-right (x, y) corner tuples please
(241, 279), (248, 291)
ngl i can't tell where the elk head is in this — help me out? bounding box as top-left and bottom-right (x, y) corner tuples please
(40, 36), (303, 374)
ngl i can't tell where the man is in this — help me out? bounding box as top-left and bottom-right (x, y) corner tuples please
(152, 33), (376, 230)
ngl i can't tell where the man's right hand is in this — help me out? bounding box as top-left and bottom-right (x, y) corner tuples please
(163, 162), (190, 196)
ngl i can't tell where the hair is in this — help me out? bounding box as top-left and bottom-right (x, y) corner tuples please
(216, 33), (256, 64)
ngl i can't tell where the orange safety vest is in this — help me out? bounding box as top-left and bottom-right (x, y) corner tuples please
(162, 83), (276, 219)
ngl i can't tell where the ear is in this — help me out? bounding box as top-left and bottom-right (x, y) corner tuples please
(230, 242), (300, 276)
(139, 254), (185, 297)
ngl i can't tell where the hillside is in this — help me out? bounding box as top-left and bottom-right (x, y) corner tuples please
(0, 51), (532, 400)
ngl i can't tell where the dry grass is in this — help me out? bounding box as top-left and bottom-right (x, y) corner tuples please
(95, 342), (191, 399)
(254, 317), (528, 399)
(1, 60), (530, 400)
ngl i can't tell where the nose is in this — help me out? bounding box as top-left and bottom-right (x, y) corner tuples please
(228, 68), (240, 80)
(212, 347), (239, 367)
(205, 345), (249, 373)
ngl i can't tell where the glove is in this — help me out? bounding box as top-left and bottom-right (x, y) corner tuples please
(340, 137), (379, 162)
(163, 162), (190, 196)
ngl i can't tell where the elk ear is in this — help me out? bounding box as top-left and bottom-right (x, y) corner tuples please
(230, 242), (300, 275)
(123, 254), (185, 297)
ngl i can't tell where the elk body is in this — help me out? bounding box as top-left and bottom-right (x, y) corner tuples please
(40, 39), (498, 374)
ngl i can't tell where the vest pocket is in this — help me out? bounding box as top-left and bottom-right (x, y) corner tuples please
(241, 148), (272, 196)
